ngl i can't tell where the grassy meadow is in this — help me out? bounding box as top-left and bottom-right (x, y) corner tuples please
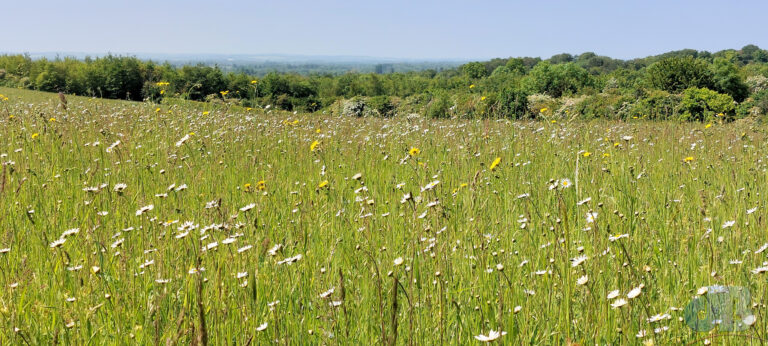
(1, 86), (768, 344)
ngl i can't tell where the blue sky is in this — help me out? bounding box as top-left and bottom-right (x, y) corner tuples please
(2, 0), (766, 60)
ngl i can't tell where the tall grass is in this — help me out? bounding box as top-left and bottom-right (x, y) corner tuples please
(0, 87), (765, 344)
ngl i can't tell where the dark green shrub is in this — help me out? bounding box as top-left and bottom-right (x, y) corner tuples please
(630, 89), (681, 120)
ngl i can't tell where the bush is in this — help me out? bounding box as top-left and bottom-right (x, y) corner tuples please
(425, 93), (453, 119)
(523, 62), (594, 98)
(680, 87), (735, 121)
(367, 96), (396, 117)
(630, 89), (681, 120)
(496, 86), (530, 119)
(645, 56), (713, 93)
(737, 89), (768, 118)
(526, 94), (558, 117)
(711, 58), (748, 102)
(573, 94), (632, 119)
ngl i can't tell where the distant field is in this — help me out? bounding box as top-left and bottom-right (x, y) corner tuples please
(1, 87), (767, 344)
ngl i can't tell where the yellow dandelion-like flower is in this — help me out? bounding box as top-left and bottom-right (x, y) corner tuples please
(705, 123), (712, 129)
(540, 107), (548, 113)
(244, 183), (252, 191)
(160, 90), (165, 95)
(409, 147), (420, 156)
(490, 157), (501, 171)
(469, 84), (476, 89)
(582, 152), (591, 157)
(481, 96), (487, 101)
(155, 108), (161, 112)
(31, 133), (39, 139)
(602, 153), (610, 158)
(203, 111), (210, 115)
(684, 156), (694, 163)
(220, 90), (230, 96)
(310, 140), (320, 152)
(49, 118), (56, 122)
(256, 180), (266, 191)
(250, 80), (258, 84)
(318, 180), (329, 189)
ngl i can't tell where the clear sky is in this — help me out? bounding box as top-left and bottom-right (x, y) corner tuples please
(2, 0), (766, 61)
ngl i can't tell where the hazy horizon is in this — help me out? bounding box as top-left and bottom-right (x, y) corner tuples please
(2, 0), (767, 61)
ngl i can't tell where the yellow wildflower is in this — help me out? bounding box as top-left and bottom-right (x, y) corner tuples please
(490, 157), (501, 171)
(409, 147), (420, 156)
(31, 133), (39, 139)
(318, 180), (329, 189)
(704, 123), (712, 129)
(684, 156), (694, 163)
(582, 152), (591, 157)
(310, 140), (320, 152)
(203, 111), (210, 115)
(540, 107), (548, 113)
(256, 180), (266, 191)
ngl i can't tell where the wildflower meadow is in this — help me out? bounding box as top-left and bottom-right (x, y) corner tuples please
(1, 86), (767, 344)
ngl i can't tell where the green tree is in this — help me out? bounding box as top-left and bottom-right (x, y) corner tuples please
(462, 62), (488, 79)
(711, 58), (748, 102)
(523, 62), (594, 98)
(645, 56), (713, 93)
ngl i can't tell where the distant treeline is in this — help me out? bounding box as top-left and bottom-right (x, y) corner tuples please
(1, 45), (768, 121)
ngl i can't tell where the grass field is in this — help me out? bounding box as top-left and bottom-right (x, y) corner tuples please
(1, 86), (767, 344)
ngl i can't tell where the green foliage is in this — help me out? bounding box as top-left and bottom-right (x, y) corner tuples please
(461, 62), (488, 79)
(34, 63), (66, 92)
(645, 56), (713, 93)
(1, 45), (768, 121)
(573, 93), (633, 119)
(425, 92), (452, 118)
(630, 89), (681, 120)
(711, 58), (748, 102)
(367, 95), (397, 117)
(523, 62), (594, 98)
(496, 85), (530, 119)
(680, 87), (735, 121)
